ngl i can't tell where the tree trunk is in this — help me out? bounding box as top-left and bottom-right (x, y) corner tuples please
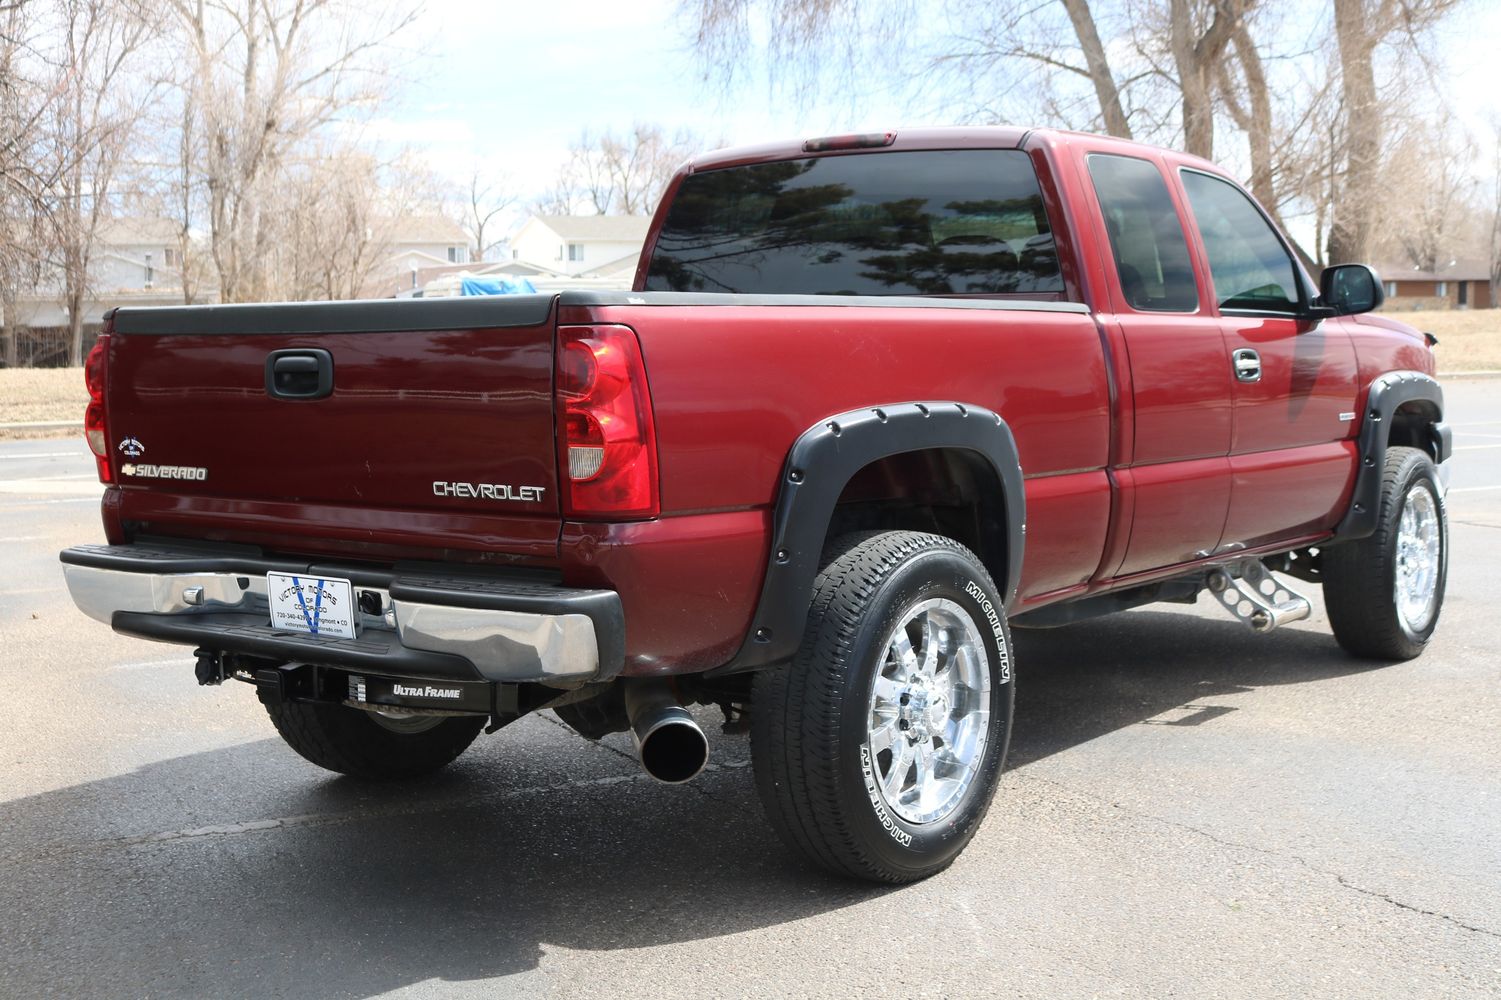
(1059, 0), (1132, 139)
(1328, 0), (1380, 265)
(0, 284), (21, 368)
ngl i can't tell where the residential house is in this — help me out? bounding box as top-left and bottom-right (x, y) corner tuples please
(1, 217), (211, 365)
(508, 215), (651, 281)
(1375, 259), (1494, 310)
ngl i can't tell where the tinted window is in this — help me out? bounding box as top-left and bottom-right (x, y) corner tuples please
(1181, 170), (1300, 313)
(643, 149), (1063, 296)
(1087, 154), (1198, 312)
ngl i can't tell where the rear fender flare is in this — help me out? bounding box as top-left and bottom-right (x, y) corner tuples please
(714, 401), (1025, 675)
(1334, 371), (1450, 542)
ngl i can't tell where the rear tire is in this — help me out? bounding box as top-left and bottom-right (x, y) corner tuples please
(751, 531), (1014, 883)
(265, 700), (485, 779)
(1323, 445), (1448, 660)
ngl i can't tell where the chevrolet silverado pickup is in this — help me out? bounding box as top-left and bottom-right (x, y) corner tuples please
(61, 127), (1451, 883)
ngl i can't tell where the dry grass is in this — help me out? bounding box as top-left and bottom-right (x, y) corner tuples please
(1388, 309), (1501, 373)
(0, 367), (87, 439)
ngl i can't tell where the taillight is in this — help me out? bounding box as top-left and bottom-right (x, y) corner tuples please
(84, 334), (111, 483)
(556, 324), (658, 519)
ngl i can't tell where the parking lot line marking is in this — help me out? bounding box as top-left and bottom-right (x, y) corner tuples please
(0, 586), (60, 596)
(1450, 485), (1501, 493)
(0, 536), (45, 542)
(0, 452), (80, 460)
(1454, 444), (1501, 451)
(112, 659), (192, 671)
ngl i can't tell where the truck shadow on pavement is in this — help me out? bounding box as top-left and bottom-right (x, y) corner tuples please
(2, 609), (1391, 997)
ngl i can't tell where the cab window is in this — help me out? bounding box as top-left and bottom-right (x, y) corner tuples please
(1086, 154), (1198, 313)
(1180, 170), (1300, 314)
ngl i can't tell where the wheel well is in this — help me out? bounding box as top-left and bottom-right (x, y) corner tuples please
(820, 448), (1010, 590)
(1390, 400), (1441, 460)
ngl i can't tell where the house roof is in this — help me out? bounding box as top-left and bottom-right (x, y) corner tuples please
(580, 251), (642, 279)
(528, 214), (652, 242)
(96, 217), (181, 247)
(1376, 258), (1492, 283)
(386, 214), (469, 245)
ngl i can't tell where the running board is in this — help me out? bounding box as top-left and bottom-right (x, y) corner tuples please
(1206, 559), (1312, 633)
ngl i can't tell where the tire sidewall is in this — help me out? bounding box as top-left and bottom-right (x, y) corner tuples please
(1387, 453), (1448, 646)
(833, 546), (1014, 876)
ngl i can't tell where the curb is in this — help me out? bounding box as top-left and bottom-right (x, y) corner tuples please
(0, 420), (81, 431)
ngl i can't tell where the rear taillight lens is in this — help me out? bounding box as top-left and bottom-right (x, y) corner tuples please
(556, 324), (658, 519)
(84, 335), (111, 483)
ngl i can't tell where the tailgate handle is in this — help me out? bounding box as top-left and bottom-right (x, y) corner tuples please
(266, 349), (334, 400)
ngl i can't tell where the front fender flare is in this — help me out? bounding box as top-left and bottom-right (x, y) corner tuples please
(1334, 371), (1450, 543)
(712, 401), (1025, 676)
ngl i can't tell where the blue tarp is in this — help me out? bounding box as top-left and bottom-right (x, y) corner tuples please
(459, 276), (538, 296)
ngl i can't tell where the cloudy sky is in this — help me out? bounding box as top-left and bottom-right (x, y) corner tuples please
(374, 0), (1501, 217)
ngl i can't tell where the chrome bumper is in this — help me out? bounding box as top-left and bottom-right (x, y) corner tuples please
(60, 544), (624, 685)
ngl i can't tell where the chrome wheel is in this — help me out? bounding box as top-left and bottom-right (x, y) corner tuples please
(865, 598), (991, 825)
(1395, 484), (1442, 633)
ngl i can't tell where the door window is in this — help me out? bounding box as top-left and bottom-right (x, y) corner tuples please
(1181, 170), (1300, 314)
(1086, 154), (1198, 312)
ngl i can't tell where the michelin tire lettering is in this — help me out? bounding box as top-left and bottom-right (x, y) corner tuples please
(964, 579), (1011, 683)
(861, 745), (915, 847)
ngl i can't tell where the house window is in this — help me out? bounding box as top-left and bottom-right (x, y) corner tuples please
(144, 252), (153, 288)
(164, 247), (176, 268)
(1435, 281), (1448, 297)
(447, 246), (460, 263)
(568, 243), (584, 262)
(1458, 281), (1468, 306)
(1384, 281), (1396, 297)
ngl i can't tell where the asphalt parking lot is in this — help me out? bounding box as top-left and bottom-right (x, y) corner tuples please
(1, 379), (1498, 999)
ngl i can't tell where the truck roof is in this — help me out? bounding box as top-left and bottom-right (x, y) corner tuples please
(683, 125), (1221, 175)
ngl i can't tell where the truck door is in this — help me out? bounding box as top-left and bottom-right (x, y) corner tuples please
(1176, 169), (1360, 550)
(1084, 152), (1233, 576)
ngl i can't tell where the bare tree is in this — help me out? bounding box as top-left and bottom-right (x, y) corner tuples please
(1326, 0), (1461, 265)
(162, 0), (417, 303)
(458, 170), (517, 262)
(542, 124), (700, 216)
(41, 0), (156, 365)
(1489, 124), (1501, 309)
(0, 0), (51, 366)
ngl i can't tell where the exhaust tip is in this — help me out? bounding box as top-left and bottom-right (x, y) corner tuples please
(639, 720), (709, 784)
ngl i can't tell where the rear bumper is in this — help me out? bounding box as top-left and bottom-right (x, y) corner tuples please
(60, 542), (624, 685)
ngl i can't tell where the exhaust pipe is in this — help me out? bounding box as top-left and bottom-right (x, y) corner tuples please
(624, 680), (709, 783)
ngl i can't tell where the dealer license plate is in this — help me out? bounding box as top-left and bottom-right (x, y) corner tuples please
(266, 573), (357, 639)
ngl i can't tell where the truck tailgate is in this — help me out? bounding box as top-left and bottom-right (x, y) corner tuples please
(104, 296), (561, 556)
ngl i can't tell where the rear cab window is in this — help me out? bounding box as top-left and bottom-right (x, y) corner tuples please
(643, 149), (1066, 298)
(1086, 154), (1199, 313)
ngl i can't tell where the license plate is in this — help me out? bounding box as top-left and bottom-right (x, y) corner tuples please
(266, 573), (357, 639)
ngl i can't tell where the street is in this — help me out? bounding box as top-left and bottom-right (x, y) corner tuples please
(1, 379), (1498, 999)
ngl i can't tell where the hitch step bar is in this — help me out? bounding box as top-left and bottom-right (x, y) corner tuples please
(1207, 559), (1312, 633)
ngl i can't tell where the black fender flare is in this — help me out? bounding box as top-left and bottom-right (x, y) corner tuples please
(1333, 371), (1450, 543)
(712, 401), (1025, 675)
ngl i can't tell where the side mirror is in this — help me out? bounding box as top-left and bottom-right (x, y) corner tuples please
(1319, 263), (1384, 316)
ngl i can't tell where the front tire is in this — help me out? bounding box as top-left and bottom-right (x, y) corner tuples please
(752, 531), (1014, 883)
(1323, 445), (1448, 660)
(265, 700), (485, 779)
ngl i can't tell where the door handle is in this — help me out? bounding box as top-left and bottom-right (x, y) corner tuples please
(1232, 348), (1261, 383)
(266, 349), (334, 400)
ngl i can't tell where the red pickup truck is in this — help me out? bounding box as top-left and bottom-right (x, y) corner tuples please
(62, 127), (1450, 883)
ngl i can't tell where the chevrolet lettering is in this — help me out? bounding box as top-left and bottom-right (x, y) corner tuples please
(432, 481), (546, 502)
